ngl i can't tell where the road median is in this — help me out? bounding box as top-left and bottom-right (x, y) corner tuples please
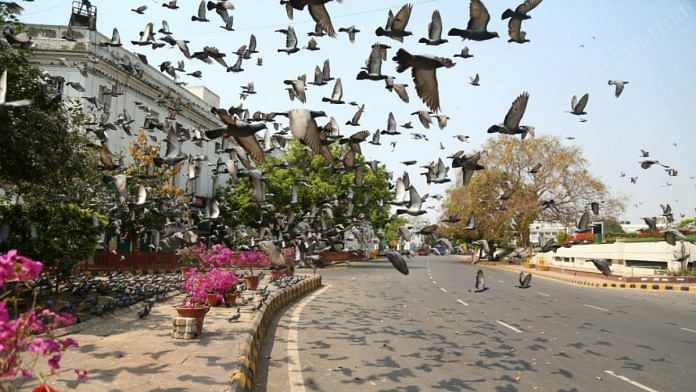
(479, 263), (696, 293)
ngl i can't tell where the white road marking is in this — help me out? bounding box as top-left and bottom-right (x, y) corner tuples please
(604, 370), (659, 392)
(440, 287), (447, 292)
(287, 284), (331, 392)
(432, 280), (437, 285)
(498, 280), (505, 283)
(456, 299), (468, 306)
(584, 304), (610, 312)
(496, 320), (523, 333)
(537, 292), (551, 297)
(680, 327), (696, 333)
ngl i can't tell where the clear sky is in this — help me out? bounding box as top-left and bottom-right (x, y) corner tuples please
(18, 0), (696, 224)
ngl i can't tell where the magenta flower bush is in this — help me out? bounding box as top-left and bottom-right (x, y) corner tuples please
(204, 268), (238, 294)
(235, 251), (271, 276)
(180, 268), (238, 306)
(1, 250), (87, 388)
(179, 244), (237, 270)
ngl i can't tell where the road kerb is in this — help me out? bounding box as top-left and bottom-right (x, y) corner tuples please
(229, 275), (323, 391)
(481, 264), (696, 293)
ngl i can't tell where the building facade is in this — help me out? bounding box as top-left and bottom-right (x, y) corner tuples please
(528, 220), (568, 245)
(24, 21), (229, 201)
(532, 241), (694, 277)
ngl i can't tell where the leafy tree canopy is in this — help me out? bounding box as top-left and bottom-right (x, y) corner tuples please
(219, 140), (392, 240)
(440, 135), (625, 247)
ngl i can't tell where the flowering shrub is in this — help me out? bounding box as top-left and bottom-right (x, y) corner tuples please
(180, 268), (238, 306)
(1, 250), (87, 388)
(179, 244), (237, 270)
(203, 268), (238, 294)
(203, 244), (236, 269)
(235, 251), (271, 276)
(180, 268), (208, 307)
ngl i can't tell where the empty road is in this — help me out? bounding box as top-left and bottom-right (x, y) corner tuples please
(253, 256), (696, 392)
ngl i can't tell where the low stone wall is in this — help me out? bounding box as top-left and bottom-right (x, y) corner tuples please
(229, 275), (322, 391)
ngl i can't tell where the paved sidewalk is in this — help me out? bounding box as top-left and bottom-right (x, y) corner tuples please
(14, 275), (320, 392)
(481, 262), (696, 293)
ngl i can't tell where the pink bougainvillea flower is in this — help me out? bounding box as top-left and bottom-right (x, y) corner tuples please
(47, 354), (61, 370)
(75, 369), (89, 383)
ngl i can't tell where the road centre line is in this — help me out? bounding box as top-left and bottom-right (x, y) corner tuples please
(584, 304), (610, 312)
(604, 370), (659, 392)
(456, 299), (468, 306)
(496, 320), (523, 333)
(440, 287), (447, 292)
(537, 292), (551, 297)
(287, 284), (331, 392)
(680, 327), (696, 333)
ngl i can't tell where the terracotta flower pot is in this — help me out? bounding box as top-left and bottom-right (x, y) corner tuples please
(225, 293), (237, 306)
(207, 293), (220, 307)
(175, 305), (210, 334)
(246, 275), (260, 290)
(283, 268), (294, 277)
(270, 270), (282, 281)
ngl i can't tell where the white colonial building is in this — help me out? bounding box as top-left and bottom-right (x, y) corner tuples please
(532, 240), (694, 277)
(24, 10), (230, 202)
(528, 220), (568, 245)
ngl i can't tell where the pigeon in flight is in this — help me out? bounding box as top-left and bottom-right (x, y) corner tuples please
(385, 77), (409, 103)
(568, 93), (589, 115)
(487, 92), (534, 139)
(469, 73), (480, 86)
(322, 78), (345, 104)
(503, 0), (543, 43)
(608, 80), (628, 97)
(209, 108), (267, 163)
(419, 10), (448, 46)
(338, 25), (360, 43)
(449, 0), (499, 41)
(396, 186), (427, 216)
(589, 259), (611, 276)
(393, 49), (455, 112)
(191, 1), (209, 22)
(131, 5), (147, 14)
(276, 26), (300, 54)
(516, 271), (532, 288)
(282, 0), (338, 38)
(357, 43), (390, 81)
(375, 3), (413, 42)
(454, 47), (473, 58)
(385, 251), (409, 275)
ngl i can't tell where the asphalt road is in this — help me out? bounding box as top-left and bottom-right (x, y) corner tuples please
(253, 255), (696, 392)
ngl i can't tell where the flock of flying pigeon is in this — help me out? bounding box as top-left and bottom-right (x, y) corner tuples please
(1, 0), (692, 280)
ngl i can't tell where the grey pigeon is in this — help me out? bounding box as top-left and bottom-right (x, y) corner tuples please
(385, 251), (409, 275)
(375, 4), (413, 42)
(608, 80), (628, 97)
(419, 10), (448, 45)
(392, 49), (455, 112)
(487, 92), (534, 139)
(449, 0), (499, 41)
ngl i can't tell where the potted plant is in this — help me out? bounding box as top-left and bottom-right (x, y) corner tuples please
(235, 251), (271, 290)
(203, 268), (237, 307)
(177, 268), (210, 332)
(177, 245), (204, 278)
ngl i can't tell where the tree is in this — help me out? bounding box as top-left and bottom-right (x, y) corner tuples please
(441, 135), (625, 247)
(219, 140), (393, 241)
(600, 216), (625, 234)
(383, 217), (408, 243)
